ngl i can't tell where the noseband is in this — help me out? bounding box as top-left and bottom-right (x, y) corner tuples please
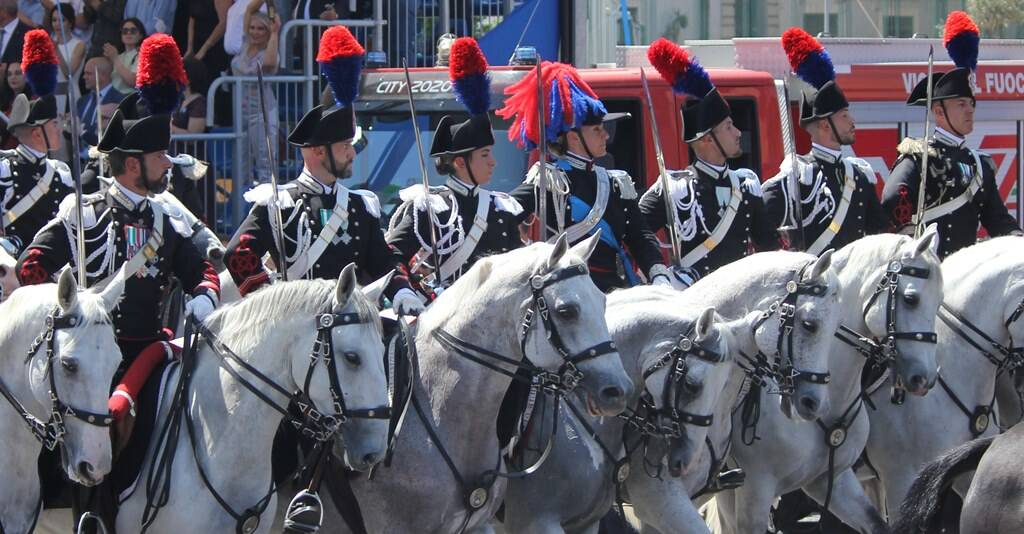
(1, 307), (114, 451)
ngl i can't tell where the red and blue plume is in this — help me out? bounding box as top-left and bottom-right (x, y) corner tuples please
(449, 37), (490, 115)
(317, 26), (365, 108)
(497, 62), (605, 149)
(944, 11), (980, 71)
(781, 28), (835, 89)
(136, 34), (188, 115)
(647, 38), (713, 98)
(22, 29), (58, 97)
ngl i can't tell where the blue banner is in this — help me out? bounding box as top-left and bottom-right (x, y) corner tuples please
(479, 0), (560, 66)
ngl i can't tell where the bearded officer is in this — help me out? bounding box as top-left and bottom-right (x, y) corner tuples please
(16, 73), (221, 534)
(224, 26), (422, 315)
(641, 39), (780, 288)
(763, 28), (887, 253)
(387, 37), (522, 297)
(498, 61), (671, 292)
(0, 30), (73, 257)
(882, 11), (1020, 258)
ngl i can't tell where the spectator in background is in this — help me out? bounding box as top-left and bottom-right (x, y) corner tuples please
(124, 0), (177, 34)
(172, 57), (208, 135)
(76, 56), (122, 149)
(104, 17), (144, 95)
(17, 0), (43, 27)
(0, 0), (30, 68)
(0, 61), (30, 148)
(83, 0), (126, 59)
(225, 0), (264, 56)
(185, 0), (230, 74)
(231, 0), (279, 184)
(50, 5), (85, 81)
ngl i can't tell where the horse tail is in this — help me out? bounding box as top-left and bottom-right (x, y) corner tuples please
(891, 434), (996, 534)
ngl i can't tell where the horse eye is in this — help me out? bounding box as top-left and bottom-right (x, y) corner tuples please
(60, 358), (78, 374)
(343, 351), (361, 366)
(903, 293), (920, 307)
(556, 304), (579, 320)
(801, 320), (818, 333)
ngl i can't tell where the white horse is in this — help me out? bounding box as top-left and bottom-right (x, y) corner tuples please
(0, 245), (17, 304)
(115, 264), (391, 534)
(709, 231), (942, 534)
(335, 234), (634, 533)
(862, 235), (1024, 519)
(624, 250), (843, 534)
(0, 269), (124, 534)
(502, 286), (747, 533)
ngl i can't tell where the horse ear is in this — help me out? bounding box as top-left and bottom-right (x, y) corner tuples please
(694, 306), (716, 342)
(914, 224), (939, 257)
(97, 264), (128, 313)
(335, 263), (358, 308)
(569, 228), (602, 262)
(56, 268), (78, 312)
(545, 233), (570, 271)
(361, 269), (394, 309)
(808, 249), (834, 282)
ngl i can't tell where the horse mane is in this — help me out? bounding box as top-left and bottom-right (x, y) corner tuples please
(206, 279), (382, 348)
(688, 251), (833, 314)
(943, 236), (1024, 294)
(831, 233), (927, 274)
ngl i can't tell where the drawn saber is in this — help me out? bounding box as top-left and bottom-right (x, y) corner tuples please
(914, 46), (935, 239)
(401, 58), (440, 270)
(535, 59), (550, 241)
(777, 79), (806, 250)
(55, 6), (87, 287)
(640, 68), (681, 264)
(255, 61), (289, 281)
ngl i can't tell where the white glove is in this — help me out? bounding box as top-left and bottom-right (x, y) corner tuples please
(670, 266), (700, 290)
(392, 288), (426, 316)
(185, 293), (217, 324)
(651, 274), (673, 288)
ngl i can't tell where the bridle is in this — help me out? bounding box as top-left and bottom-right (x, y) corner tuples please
(414, 261), (620, 533)
(142, 306), (390, 534)
(626, 326), (727, 440)
(1, 307), (114, 451)
(835, 257), (937, 401)
(743, 262), (833, 396)
(431, 262), (619, 397)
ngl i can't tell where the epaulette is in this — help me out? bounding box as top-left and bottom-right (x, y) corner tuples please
(606, 169), (638, 200)
(845, 157), (877, 184)
(242, 183), (298, 208)
(56, 191), (104, 229)
(489, 190), (524, 215)
(731, 168), (763, 198)
(896, 137), (939, 159)
(151, 192), (198, 238)
(643, 169), (695, 205)
(48, 159), (73, 187)
(525, 161), (569, 191)
(398, 183), (450, 213)
(350, 189), (382, 218)
(0, 158), (10, 180)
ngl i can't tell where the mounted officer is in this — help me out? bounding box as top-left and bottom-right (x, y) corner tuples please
(881, 11), (1021, 258)
(0, 30), (73, 259)
(224, 25), (422, 315)
(387, 37), (522, 297)
(499, 61), (671, 292)
(641, 39), (779, 288)
(763, 28), (887, 253)
(16, 33), (221, 532)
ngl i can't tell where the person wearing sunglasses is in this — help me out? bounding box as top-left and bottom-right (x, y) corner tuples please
(103, 17), (146, 95)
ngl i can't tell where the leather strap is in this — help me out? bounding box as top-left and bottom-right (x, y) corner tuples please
(437, 190), (490, 283)
(288, 188), (350, 279)
(679, 172), (742, 268)
(554, 166), (610, 245)
(918, 149), (984, 225)
(807, 158), (856, 256)
(2, 161), (55, 227)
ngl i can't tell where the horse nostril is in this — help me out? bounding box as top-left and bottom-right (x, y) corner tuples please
(909, 375), (928, 391)
(362, 452), (380, 466)
(78, 461), (94, 477)
(599, 386), (624, 401)
(799, 396), (819, 414)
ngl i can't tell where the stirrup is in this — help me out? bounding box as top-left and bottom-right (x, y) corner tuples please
(714, 467), (746, 491)
(77, 512), (110, 534)
(283, 489), (323, 534)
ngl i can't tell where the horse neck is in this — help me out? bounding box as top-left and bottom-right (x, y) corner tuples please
(826, 262), (884, 416)
(938, 278), (1014, 405)
(186, 316), (306, 496)
(415, 282), (526, 450)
